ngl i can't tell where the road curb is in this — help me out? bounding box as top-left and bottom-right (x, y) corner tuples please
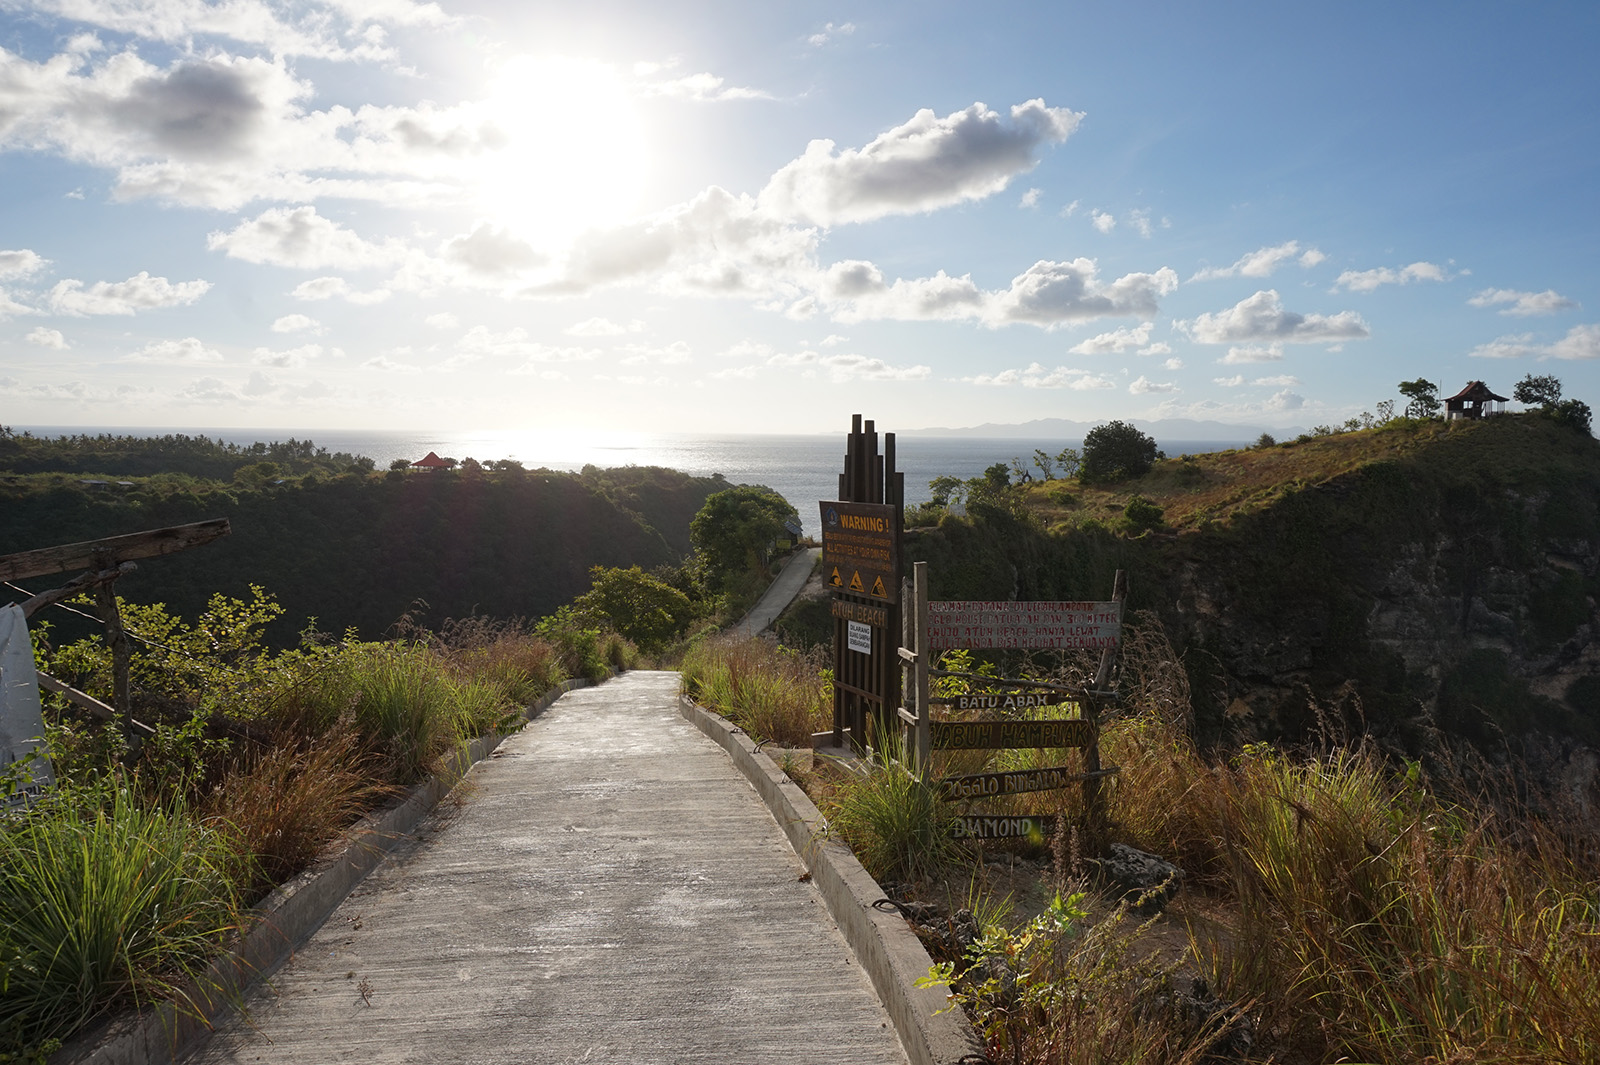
(679, 693), (986, 1065)
(57, 678), (593, 1065)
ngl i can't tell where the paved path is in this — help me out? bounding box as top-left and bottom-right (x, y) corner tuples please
(730, 547), (821, 638)
(192, 671), (906, 1065)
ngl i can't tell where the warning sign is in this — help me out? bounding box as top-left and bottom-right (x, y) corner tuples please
(819, 500), (899, 604)
(846, 620), (872, 654)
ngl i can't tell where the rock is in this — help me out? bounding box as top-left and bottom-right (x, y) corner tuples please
(1101, 843), (1183, 915)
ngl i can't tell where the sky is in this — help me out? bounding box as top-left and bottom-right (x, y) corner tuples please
(1, 0), (1598, 436)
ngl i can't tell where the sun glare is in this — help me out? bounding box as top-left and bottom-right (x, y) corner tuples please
(475, 56), (648, 250)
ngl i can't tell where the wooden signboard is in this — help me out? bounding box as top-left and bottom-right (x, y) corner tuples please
(931, 718), (1095, 750)
(931, 692), (1078, 712)
(928, 600), (1122, 650)
(820, 500), (899, 603)
(938, 765), (1086, 801)
(952, 814), (1057, 841)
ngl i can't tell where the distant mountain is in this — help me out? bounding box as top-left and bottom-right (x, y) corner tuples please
(902, 416), (1303, 443)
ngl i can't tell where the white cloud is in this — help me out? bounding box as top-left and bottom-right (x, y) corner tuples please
(1162, 357), (1183, 370)
(0, 289), (31, 317)
(1214, 375), (1245, 387)
(0, 249), (47, 280)
(1266, 389), (1306, 411)
(620, 341), (691, 365)
(1129, 375), (1176, 394)
(127, 336), (221, 362)
(1128, 209), (1153, 238)
(819, 353), (929, 381)
(209, 207), (407, 270)
(271, 313), (322, 333)
(567, 316), (642, 336)
(962, 362), (1115, 389)
(985, 260), (1179, 328)
(1191, 241), (1324, 282)
(820, 333), (848, 347)
(758, 99), (1082, 226)
(1090, 209), (1115, 234)
(1253, 374), (1300, 386)
(1467, 333), (1537, 359)
(439, 223), (545, 277)
(1220, 343), (1284, 364)
(1332, 261), (1449, 293)
(7, 0), (450, 61)
(360, 354), (421, 373)
(252, 343), (323, 367)
(807, 21), (856, 46)
(174, 375), (242, 403)
(1019, 187), (1041, 209)
(424, 311), (458, 329)
(1467, 287), (1579, 317)
(289, 275), (391, 304)
(456, 325), (600, 363)
(1182, 290), (1370, 344)
(1060, 199), (1080, 217)
(48, 272), (210, 315)
(1465, 325), (1600, 361)
(642, 72), (770, 102)
(1549, 323), (1600, 361)
(25, 326), (67, 349)
(1069, 322), (1155, 355)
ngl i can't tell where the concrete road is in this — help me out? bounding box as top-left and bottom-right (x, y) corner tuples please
(191, 671), (906, 1065)
(729, 547), (821, 638)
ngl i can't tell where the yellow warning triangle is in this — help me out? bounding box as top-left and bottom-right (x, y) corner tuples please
(871, 575), (887, 598)
(829, 567), (843, 586)
(848, 570), (864, 592)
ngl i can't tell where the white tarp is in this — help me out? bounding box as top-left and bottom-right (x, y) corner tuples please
(1, 603), (54, 809)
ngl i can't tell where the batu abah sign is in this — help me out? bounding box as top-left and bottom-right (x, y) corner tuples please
(927, 600), (1122, 650)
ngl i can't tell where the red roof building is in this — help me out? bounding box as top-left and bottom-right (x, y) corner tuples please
(1445, 381), (1509, 420)
(410, 451), (451, 469)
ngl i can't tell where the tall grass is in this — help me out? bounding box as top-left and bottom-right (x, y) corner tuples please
(821, 738), (966, 884)
(271, 643), (519, 782)
(680, 636), (830, 747)
(0, 787), (243, 1056)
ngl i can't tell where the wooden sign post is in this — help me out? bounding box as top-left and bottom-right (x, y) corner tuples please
(817, 417), (904, 754)
(897, 569), (1127, 839)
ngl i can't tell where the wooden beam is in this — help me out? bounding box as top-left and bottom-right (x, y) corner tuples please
(0, 519), (230, 582)
(20, 563), (136, 619)
(36, 672), (154, 735)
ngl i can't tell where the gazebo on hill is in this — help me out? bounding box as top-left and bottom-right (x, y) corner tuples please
(1445, 381), (1509, 420)
(410, 451), (451, 470)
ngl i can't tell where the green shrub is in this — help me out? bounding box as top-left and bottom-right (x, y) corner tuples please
(680, 636), (828, 746)
(0, 788), (243, 1055)
(1123, 495), (1165, 532)
(820, 742), (963, 883)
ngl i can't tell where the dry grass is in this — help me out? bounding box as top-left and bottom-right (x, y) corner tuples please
(679, 635), (830, 746)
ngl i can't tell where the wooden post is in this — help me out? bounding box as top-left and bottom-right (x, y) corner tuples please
(1083, 569), (1127, 842)
(92, 571), (139, 757)
(912, 561), (930, 770)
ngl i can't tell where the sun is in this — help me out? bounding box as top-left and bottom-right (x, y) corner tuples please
(474, 56), (649, 249)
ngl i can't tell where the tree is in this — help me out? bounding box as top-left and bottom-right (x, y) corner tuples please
(1031, 449), (1056, 480)
(1398, 379), (1440, 419)
(1079, 421), (1160, 484)
(1514, 373), (1563, 408)
(689, 486), (798, 588)
(573, 565), (695, 653)
(1550, 399), (1593, 435)
(927, 475), (965, 508)
(1054, 446), (1081, 479)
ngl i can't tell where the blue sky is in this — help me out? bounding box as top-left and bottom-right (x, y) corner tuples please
(1, 0), (1597, 435)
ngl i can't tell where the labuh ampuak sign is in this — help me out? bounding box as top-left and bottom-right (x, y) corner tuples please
(1, 604), (54, 810)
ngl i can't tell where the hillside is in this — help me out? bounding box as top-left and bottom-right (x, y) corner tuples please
(0, 460), (733, 643)
(905, 415), (1600, 792)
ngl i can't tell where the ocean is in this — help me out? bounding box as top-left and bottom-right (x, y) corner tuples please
(16, 426), (1250, 536)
